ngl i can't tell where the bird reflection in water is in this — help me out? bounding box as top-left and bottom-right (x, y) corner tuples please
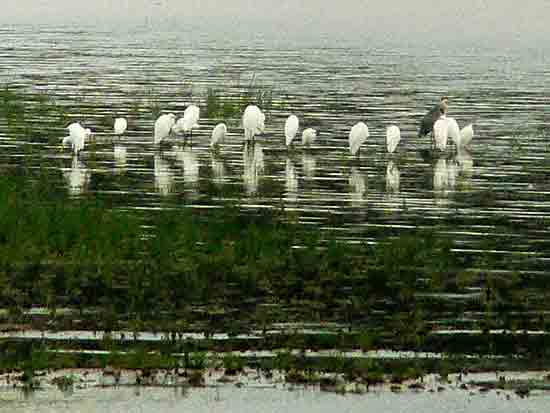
(243, 142), (264, 195)
(385, 160), (400, 195)
(154, 154), (174, 196)
(64, 156), (90, 195)
(349, 166), (367, 207)
(285, 157), (299, 203)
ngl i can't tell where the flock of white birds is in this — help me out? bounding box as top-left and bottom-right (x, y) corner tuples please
(62, 102), (474, 157)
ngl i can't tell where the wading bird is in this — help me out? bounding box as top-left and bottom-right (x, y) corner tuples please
(242, 105), (265, 142)
(433, 117), (449, 151)
(285, 114), (299, 146)
(63, 122), (92, 155)
(459, 124), (474, 148)
(173, 104), (200, 141)
(349, 122), (369, 156)
(154, 113), (176, 145)
(301, 128), (317, 146)
(419, 96), (449, 141)
(114, 117), (127, 136)
(210, 123), (227, 149)
(386, 125), (401, 153)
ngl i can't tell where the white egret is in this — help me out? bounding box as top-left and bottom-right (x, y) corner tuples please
(242, 105), (264, 142)
(172, 104), (200, 140)
(459, 124), (474, 147)
(301, 128), (317, 146)
(386, 125), (401, 154)
(114, 117), (127, 136)
(433, 117), (449, 151)
(446, 117), (460, 145)
(349, 122), (369, 156)
(63, 122), (91, 155)
(285, 115), (299, 146)
(418, 96), (449, 137)
(210, 123), (227, 148)
(154, 113), (176, 145)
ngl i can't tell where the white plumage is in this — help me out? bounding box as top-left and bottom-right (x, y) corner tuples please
(284, 115), (299, 146)
(242, 105), (265, 141)
(433, 117), (449, 151)
(173, 104), (200, 136)
(349, 122), (369, 155)
(459, 124), (474, 147)
(154, 113), (176, 145)
(446, 117), (461, 145)
(386, 125), (401, 154)
(210, 123), (227, 148)
(63, 122), (91, 155)
(114, 117), (127, 135)
(301, 128), (317, 146)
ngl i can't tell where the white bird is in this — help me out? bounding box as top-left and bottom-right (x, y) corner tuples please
(154, 113), (176, 145)
(173, 105), (200, 139)
(210, 123), (227, 148)
(433, 117), (449, 151)
(386, 125), (401, 154)
(459, 124), (474, 147)
(63, 122), (91, 155)
(242, 105), (265, 142)
(114, 117), (127, 136)
(349, 122), (369, 156)
(446, 117), (461, 145)
(285, 115), (299, 146)
(301, 128), (317, 146)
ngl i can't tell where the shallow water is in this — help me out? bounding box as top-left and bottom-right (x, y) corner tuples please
(1, 24), (550, 332)
(2, 384), (549, 413)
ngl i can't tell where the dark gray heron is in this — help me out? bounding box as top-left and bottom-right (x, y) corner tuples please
(418, 96), (449, 138)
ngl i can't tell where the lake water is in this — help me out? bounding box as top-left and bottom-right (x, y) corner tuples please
(1, 21), (550, 315)
(1, 17), (550, 411)
(3, 384), (550, 413)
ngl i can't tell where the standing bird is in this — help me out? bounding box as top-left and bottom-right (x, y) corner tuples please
(173, 104), (200, 142)
(349, 122), (369, 156)
(154, 113), (176, 145)
(459, 124), (474, 148)
(433, 117), (449, 151)
(210, 123), (227, 149)
(418, 96), (449, 139)
(386, 125), (401, 153)
(63, 122), (91, 155)
(301, 128), (317, 146)
(446, 117), (461, 146)
(114, 117), (127, 136)
(285, 115), (299, 146)
(242, 105), (265, 142)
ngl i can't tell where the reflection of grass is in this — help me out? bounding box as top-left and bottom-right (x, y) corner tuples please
(205, 84), (273, 120)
